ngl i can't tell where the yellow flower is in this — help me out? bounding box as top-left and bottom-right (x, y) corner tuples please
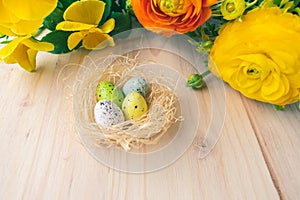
(209, 7), (300, 106)
(0, 0), (58, 35)
(56, 0), (115, 50)
(0, 35), (54, 72)
(221, 0), (246, 20)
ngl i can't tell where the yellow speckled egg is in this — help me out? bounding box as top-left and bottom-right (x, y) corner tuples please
(122, 92), (148, 120)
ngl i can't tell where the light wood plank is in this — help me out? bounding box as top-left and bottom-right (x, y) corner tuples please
(242, 96), (300, 199)
(0, 45), (284, 199)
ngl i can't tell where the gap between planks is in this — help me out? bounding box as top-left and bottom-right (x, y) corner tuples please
(240, 95), (283, 200)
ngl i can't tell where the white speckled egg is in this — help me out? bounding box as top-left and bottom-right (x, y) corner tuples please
(122, 77), (148, 97)
(122, 92), (148, 120)
(94, 100), (125, 127)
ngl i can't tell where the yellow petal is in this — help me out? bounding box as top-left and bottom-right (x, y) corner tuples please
(0, 0), (19, 24)
(63, 1), (105, 25)
(12, 43), (37, 72)
(3, 56), (16, 64)
(11, 19), (44, 35)
(56, 21), (96, 31)
(99, 18), (115, 33)
(3, 0), (58, 21)
(0, 24), (16, 36)
(0, 35), (30, 59)
(22, 38), (54, 52)
(27, 49), (37, 72)
(68, 31), (88, 50)
(82, 30), (114, 50)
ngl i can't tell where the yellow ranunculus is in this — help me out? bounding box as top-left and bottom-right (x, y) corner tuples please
(0, 35), (54, 72)
(0, 0), (58, 36)
(56, 0), (115, 50)
(209, 7), (300, 106)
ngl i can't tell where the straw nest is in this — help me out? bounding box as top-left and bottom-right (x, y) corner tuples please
(73, 54), (182, 151)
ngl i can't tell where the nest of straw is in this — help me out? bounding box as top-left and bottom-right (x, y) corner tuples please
(74, 55), (182, 151)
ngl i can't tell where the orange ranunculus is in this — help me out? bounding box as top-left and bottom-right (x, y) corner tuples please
(131, 0), (217, 37)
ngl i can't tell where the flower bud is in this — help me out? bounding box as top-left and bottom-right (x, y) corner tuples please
(221, 0), (246, 20)
(187, 74), (204, 89)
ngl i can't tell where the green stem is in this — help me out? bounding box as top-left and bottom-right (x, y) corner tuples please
(0, 40), (12, 44)
(246, 0), (258, 8)
(212, 13), (223, 17)
(201, 70), (211, 78)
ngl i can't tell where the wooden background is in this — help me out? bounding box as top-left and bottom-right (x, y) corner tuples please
(0, 36), (299, 200)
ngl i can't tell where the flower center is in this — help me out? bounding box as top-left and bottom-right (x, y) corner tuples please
(226, 2), (236, 13)
(244, 63), (262, 79)
(247, 67), (259, 75)
(158, 0), (192, 16)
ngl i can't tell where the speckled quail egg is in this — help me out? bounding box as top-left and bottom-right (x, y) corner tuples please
(110, 88), (125, 107)
(122, 77), (148, 97)
(122, 92), (148, 120)
(96, 81), (124, 107)
(94, 100), (125, 127)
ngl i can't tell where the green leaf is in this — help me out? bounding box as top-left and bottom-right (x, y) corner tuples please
(282, 1), (294, 12)
(0, 40), (12, 44)
(112, 0), (126, 12)
(275, 105), (285, 111)
(0, 33), (6, 38)
(43, 7), (64, 31)
(280, 0), (290, 7)
(273, 0), (282, 6)
(110, 12), (132, 36)
(294, 7), (300, 15)
(58, 0), (78, 10)
(41, 30), (80, 54)
(99, 0), (112, 25)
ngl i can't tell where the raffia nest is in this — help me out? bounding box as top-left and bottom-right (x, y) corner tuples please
(73, 54), (183, 151)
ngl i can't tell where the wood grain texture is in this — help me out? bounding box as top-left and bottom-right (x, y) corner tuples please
(242, 97), (300, 200)
(0, 43), (298, 200)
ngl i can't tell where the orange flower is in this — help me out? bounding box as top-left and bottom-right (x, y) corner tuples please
(131, 0), (217, 37)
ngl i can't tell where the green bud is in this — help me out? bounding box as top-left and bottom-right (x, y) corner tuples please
(187, 74), (204, 89)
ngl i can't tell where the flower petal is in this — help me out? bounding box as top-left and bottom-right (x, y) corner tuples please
(22, 38), (54, 52)
(0, 24), (16, 36)
(68, 31), (88, 50)
(3, 0), (58, 21)
(82, 30), (114, 50)
(0, 35), (30, 59)
(27, 48), (37, 71)
(10, 19), (44, 35)
(12, 44), (37, 72)
(0, 0), (19, 24)
(63, 1), (105, 25)
(99, 18), (115, 33)
(56, 21), (96, 31)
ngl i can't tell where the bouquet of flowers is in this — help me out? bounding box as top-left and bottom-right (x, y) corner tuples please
(0, 0), (299, 108)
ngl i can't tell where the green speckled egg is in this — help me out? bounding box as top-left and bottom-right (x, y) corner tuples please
(122, 92), (148, 120)
(111, 87), (125, 107)
(97, 81), (115, 100)
(97, 81), (124, 107)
